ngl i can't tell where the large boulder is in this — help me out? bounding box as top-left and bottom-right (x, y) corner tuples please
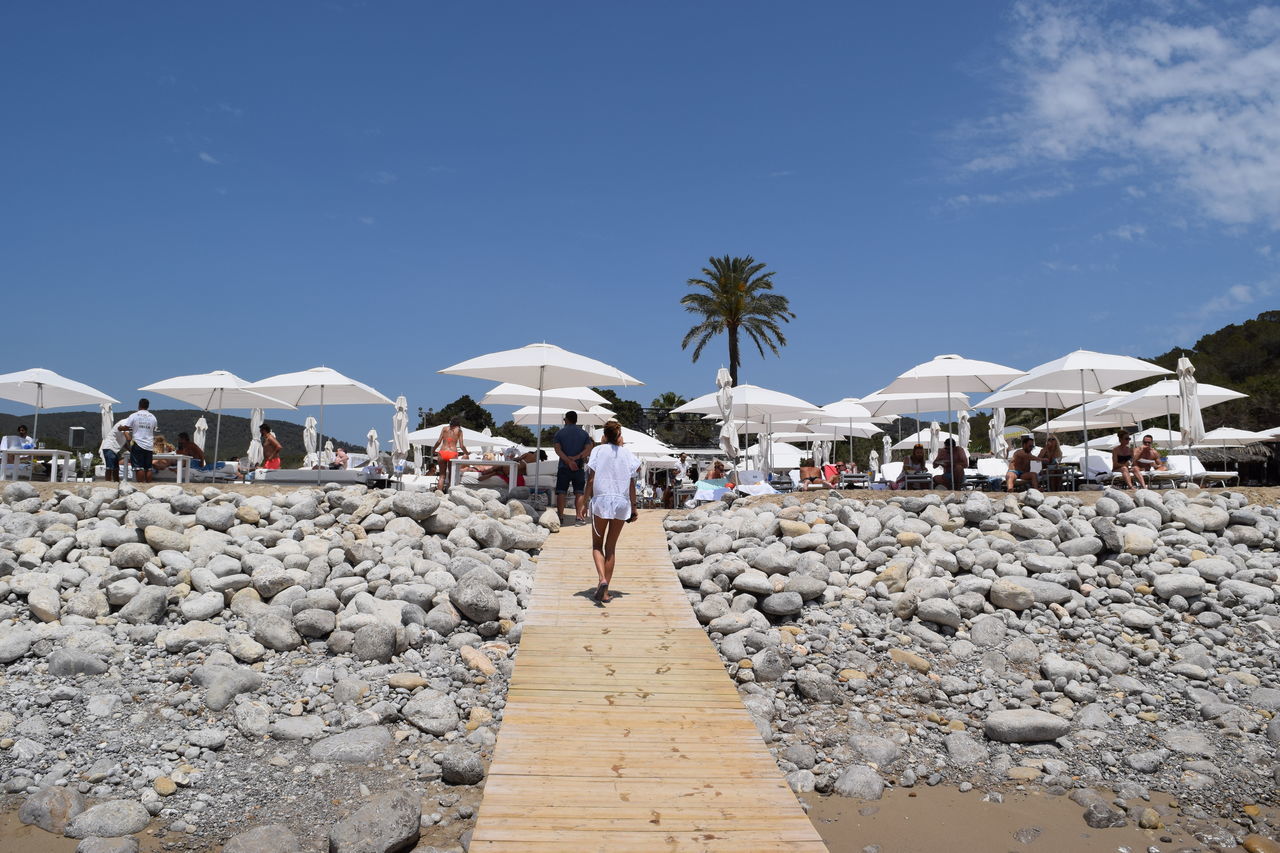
(448, 580), (499, 623)
(983, 709), (1070, 743)
(401, 689), (459, 735)
(64, 799), (150, 839)
(327, 789), (421, 853)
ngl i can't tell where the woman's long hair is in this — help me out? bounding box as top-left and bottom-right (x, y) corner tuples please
(602, 420), (622, 446)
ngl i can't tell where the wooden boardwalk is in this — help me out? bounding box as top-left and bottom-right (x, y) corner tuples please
(471, 512), (827, 852)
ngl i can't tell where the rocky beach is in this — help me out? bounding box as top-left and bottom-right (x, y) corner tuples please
(667, 486), (1280, 851)
(0, 480), (556, 852)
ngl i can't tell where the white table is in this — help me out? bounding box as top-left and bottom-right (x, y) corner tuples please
(120, 453), (192, 483)
(450, 458), (519, 489)
(0, 448), (75, 482)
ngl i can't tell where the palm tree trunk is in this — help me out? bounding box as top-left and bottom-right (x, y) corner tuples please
(728, 324), (741, 386)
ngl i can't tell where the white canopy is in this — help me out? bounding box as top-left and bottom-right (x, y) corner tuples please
(975, 386), (1109, 411)
(892, 428), (960, 451)
(249, 366), (393, 407)
(1033, 393), (1134, 431)
(0, 368), (119, 440)
(1003, 350), (1171, 393)
(1096, 378), (1246, 421)
(857, 388), (971, 418)
(1184, 427), (1270, 447)
(745, 440), (803, 471)
(882, 354), (1024, 396)
(440, 342), (642, 389)
(673, 384), (817, 417)
(406, 424), (518, 449)
(481, 383), (608, 409)
(593, 425), (674, 458)
(513, 405), (614, 426)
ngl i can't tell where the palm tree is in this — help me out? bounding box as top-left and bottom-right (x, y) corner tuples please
(680, 255), (794, 386)
(650, 391), (687, 411)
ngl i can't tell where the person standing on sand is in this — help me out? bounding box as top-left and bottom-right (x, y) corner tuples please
(260, 423), (283, 470)
(583, 420), (639, 604)
(119, 398), (158, 484)
(432, 418), (467, 491)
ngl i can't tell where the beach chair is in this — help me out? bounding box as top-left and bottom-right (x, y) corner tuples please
(878, 461), (903, 487)
(974, 458), (1006, 490)
(1183, 455), (1239, 487)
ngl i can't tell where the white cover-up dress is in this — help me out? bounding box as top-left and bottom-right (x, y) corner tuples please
(586, 443), (640, 520)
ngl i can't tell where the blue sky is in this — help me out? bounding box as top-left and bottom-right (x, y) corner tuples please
(3, 1), (1277, 443)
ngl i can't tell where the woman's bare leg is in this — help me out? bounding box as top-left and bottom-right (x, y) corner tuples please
(591, 517), (608, 586)
(600, 519), (625, 601)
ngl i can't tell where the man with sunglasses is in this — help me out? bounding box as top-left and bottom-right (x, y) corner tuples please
(1133, 434), (1165, 477)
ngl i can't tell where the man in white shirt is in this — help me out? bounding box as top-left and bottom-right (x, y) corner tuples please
(120, 398), (159, 483)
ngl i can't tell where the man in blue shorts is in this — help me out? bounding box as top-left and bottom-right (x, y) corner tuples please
(554, 411), (594, 525)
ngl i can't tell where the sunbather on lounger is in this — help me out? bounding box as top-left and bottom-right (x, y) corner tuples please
(1111, 430), (1145, 488)
(894, 445), (928, 489)
(1134, 435), (1165, 475)
(1005, 436), (1040, 491)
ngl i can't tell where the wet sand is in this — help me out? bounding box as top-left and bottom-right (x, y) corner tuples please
(804, 785), (1241, 853)
(0, 809), (169, 852)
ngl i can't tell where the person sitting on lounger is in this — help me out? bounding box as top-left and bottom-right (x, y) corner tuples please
(329, 446), (349, 470)
(478, 448), (544, 486)
(706, 460), (727, 481)
(1037, 435), (1064, 490)
(175, 432), (206, 467)
(1133, 435), (1164, 477)
(894, 444), (928, 489)
(932, 438), (968, 489)
(152, 435), (175, 471)
(1006, 436), (1039, 491)
(1111, 430), (1145, 489)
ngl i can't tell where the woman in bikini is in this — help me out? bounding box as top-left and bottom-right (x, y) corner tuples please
(894, 444), (928, 489)
(1037, 435), (1064, 491)
(583, 421), (639, 604)
(432, 418), (467, 491)
(1111, 430), (1144, 489)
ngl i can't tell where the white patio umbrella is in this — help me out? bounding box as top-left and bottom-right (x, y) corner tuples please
(140, 370), (296, 468)
(716, 368), (738, 462)
(958, 411), (970, 454)
(1034, 394), (1136, 432)
(814, 398), (879, 465)
(858, 388), (972, 443)
(407, 424), (517, 449)
(868, 449), (880, 476)
(1003, 350), (1170, 484)
(392, 395), (410, 476)
(248, 366), (393, 479)
(1184, 427), (1270, 447)
(1097, 377), (1245, 437)
(246, 409), (265, 467)
(675, 384), (817, 473)
(193, 417), (208, 451)
(975, 386), (1109, 438)
(882, 354), (1024, 489)
(0, 368), (119, 442)
(893, 428), (960, 451)
(440, 342), (641, 484)
(366, 429), (380, 464)
(303, 417), (318, 466)
(989, 408), (1007, 459)
(513, 405), (614, 427)
(481, 383), (608, 410)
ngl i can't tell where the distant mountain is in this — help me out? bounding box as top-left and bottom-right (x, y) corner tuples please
(0, 409), (364, 465)
(1147, 309), (1280, 432)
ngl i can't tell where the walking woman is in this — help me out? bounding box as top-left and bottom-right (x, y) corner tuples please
(583, 420), (639, 604)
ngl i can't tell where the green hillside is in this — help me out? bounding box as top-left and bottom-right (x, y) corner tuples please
(0, 409), (363, 466)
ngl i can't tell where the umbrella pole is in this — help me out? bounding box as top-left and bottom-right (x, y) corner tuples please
(947, 376), (955, 491)
(1081, 370), (1090, 489)
(534, 366), (544, 501)
(318, 386), (324, 485)
(33, 383), (42, 446)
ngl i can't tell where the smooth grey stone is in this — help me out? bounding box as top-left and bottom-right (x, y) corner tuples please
(983, 709), (1070, 743)
(47, 649), (108, 677)
(401, 689), (459, 736)
(224, 824), (301, 853)
(310, 727), (391, 764)
(440, 745), (485, 785)
(65, 799), (150, 839)
(832, 765), (885, 800)
(328, 789), (421, 853)
(19, 785), (85, 833)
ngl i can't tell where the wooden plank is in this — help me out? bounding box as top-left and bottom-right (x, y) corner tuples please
(471, 513), (827, 852)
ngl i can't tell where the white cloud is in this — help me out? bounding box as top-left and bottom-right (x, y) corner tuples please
(1108, 223), (1146, 241)
(1196, 279), (1273, 315)
(198, 151), (220, 165)
(971, 1), (1280, 227)
(943, 183), (1073, 209)
(370, 171), (398, 185)
(769, 170), (795, 178)
(358, 216), (375, 226)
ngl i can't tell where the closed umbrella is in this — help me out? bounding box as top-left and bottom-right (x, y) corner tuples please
(248, 367), (394, 481)
(989, 408), (1008, 459)
(1002, 350), (1170, 485)
(929, 422), (941, 460)
(366, 429), (380, 465)
(882, 354), (1024, 489)
(881, 433), (892, 466)
(412, 441), (424, 475)
(303, 417), (318, 466)
(246, 409), (265, 467)
(323, 439), (335, 468)
(392, 395), (410, 476)
(140, 370), (296, 472)
(716, 368), (738, 462)
(98, 403), (114, 452)
(1177, 358), (1206, 464)
(868, 449), (880, 476)
(0, 368), (119, 443)
(193, 417), (208, 452)
(958, 411), (970, 455)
